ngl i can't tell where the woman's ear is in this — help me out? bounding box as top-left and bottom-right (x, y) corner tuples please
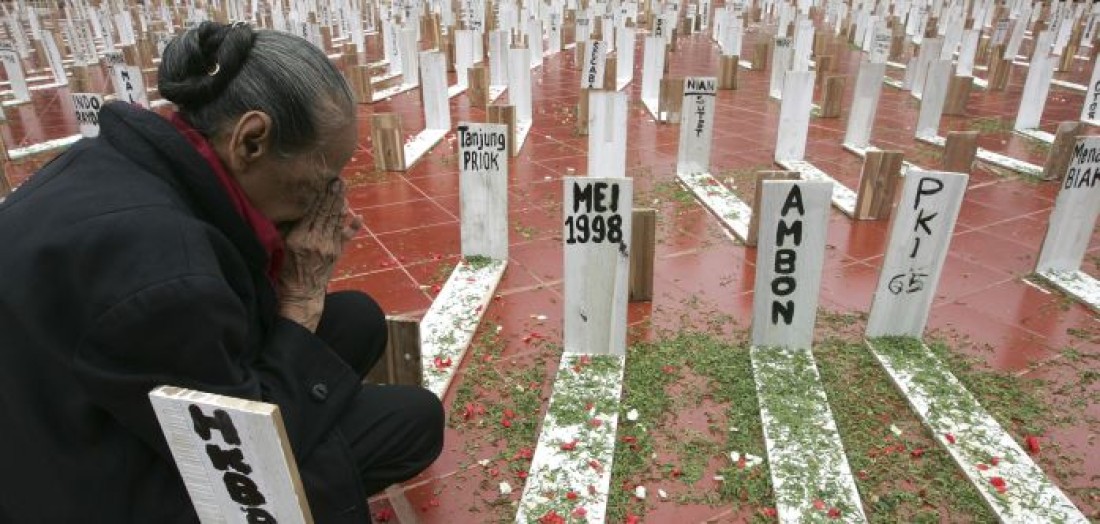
(223, 111), (273, 173)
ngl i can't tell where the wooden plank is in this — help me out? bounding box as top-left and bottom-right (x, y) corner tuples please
(658, 76), (684, 123)
(853, 150), (904, 220)
(467, 64), (489, 108)
(820, 75), (845, 118)
(0, 160), (10, 197)
(866, 171), (969, 338)
(1035, 136), (1100, 274)
(629, 208), (656, 302)
(814, 54), (833, 86)
(458, 123), (510, 260)
(148, 387), (312, 524)
(752, 39), (770, 71)
(943, 131), (979, 173)
(677, 77), (717, 175)
(563, 177), (633, 356)
(943, 75), (972, 116)
(718, 54), (739, 89)
(486, 105), (516, 157)
(746, 171), (800, 246)
(366, 317), (423, 386)
(371, 113), (405, 171)
(350, 65), (375, 104)
(1042, 121), (1083, 181)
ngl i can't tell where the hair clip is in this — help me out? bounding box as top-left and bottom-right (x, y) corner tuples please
(208, 63), (220, 76)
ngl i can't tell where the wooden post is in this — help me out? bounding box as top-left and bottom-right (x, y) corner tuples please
(629, 208), (657, 302)
(350, 65), (375, 104)
(0, 161), (11, 197)
(468, 65), (489, 108)
(604, 56), (617, 89)
(815, 55), (833, 86)
(1059, 42), (1078, 73)
(719, 55), (739, 89)
(577, 87), (590, 135)
(943, 75), (972, 116)
(371, 113), (405, 171)
(820, 75), (845, 118)
(1042, 121), (1083, 181)
(752, 40), (770, 71)
(443, 30), (456, 72)
(70, 65), (92, 93)
(943, 131), (979, 173)
(746, 171), (800, 246)
(988, 44), (1010, 91)
(487, 105), (517, 157)
(854, 150), (904, 220)
(366, 317), (423, 386)
(658, 76), (684, 123)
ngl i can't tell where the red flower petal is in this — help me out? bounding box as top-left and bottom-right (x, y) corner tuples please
(588, 459), (604, 472)
(827, 507), (841, 519)
(857, 469), (869, 480)
(1026, 435), (1041, 455)
(990, 456), (1000, 466)
(944, 433), (956, 444)
(624, 514), (641, 524)
(518, 447), (533, 459)
(431, 284), (442, 293)
(503, 409), (515, 419)
(566, 491), (578, 500)
(589, 418), (603, 427)
(560, 439), (578, 451)
(622, 436), (637, 444)
(587, 484), (597, 495)
(579, 355), (592, 365)
(572, 507), (587, 518)
(737, 455), (746, 469)
(538, 510), (565, 524)
(910, 448), (925, 459)
(989, 477), (1005, 488)
(518, 471), (528, 479)
(977, 464), (989, 471)
(489, 468), (500, 477)
(812, 499), (826, 510)
(761, 507), (778, 518)
(501, 417), (512, 428)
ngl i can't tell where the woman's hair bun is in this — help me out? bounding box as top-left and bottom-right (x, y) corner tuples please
(158, 21), (256, 108)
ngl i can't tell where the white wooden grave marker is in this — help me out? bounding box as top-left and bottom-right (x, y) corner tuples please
(863, 171), (1090, 524)
(587, 90), (628, 178)
(675, 77), (755, 241)
(418, 123), (510, 398)
(915, 59), (951, 139)
(488, 30), (510, 100)
(148, 386), (311, 524)
(448, 29), (477, 98)
(1014, 30), (1057, 143)
(0, 40), (30, 105)
(769, 36), (793, 100)
(1082, 57), (1100, 127)
(750, 180), (868, 524)
(640, 35), (665, 119)
(563, 177), (633, 356)
(1034, 136), (1100, 311)
(401, 50), (450, 168)
(71, 92), (104, 138)
(866, 171), (968, 337)
(843, 61), (886, 152)
(615, 27), (634, 90)
(580, 39), (607, 89)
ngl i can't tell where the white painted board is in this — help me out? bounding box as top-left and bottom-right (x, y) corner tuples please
(459, 123), (510, 260)
(774, 70), (814, 162)
(71, 92), (104, 138)
(1035, 136), (1100, 273)
(563, 177), (633, 357)
(866, 171), (969, 338)
(751, 181), (833, 350)
(148, 386), (311, 524)
(844, 61), (886, 148)
(580, 39), (607, 89)
(677, 77), (717, 175)
(587, 90), (628, 178)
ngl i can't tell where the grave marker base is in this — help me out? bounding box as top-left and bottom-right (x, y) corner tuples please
(1035, 270), (1100, 313)
(752, 345), (868, 523)
(629, 208), (657, 302)
(365, 318), (423, 387)
(917, 134), (1043, 177)
(676, 169), (754, 242)
(776, 159), (859, 216)
(516, 353), (625, 524)
(420, 259), (507, 398)
(864, 337), (1089, 522)
(1015, 128), (1055, 144)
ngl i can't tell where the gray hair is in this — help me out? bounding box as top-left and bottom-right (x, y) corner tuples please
(158, 22), (354, 156)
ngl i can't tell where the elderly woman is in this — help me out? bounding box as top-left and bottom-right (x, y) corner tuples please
(0, 22), (443, 522)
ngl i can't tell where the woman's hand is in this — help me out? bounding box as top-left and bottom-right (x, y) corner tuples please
(276, 178), (363, 331)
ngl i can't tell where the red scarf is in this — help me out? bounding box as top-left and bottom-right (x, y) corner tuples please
(168, 113), (285, 288)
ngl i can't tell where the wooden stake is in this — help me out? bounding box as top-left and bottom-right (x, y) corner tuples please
(604, 56), (617, 89)
(943, 75), (972, 116)
(854, 150), (904, 220)
(746, 171), (799, 246)
(350, 65), (375, 104)
(943, 130), (978, 173)
(820, 75), (845, 118)
(1042, 121), (1083, 181)
(1059, 42), (1078, 73)
(719, 55), (739, 89)
(577, 88), (590, 135)
(753, 40), (771, 71)
(0, 161), (11, 197)
(487, 105), (517, 157)
(371, 113), (405, 171)
(468, 65), (489, 108)
(815, 55), (833, 86)
(365, 317), (423, 386)
(988, 44), (1010, 91)
(629, 208), (657, 302)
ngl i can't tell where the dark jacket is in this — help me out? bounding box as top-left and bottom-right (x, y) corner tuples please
(0, 102), (368, 522)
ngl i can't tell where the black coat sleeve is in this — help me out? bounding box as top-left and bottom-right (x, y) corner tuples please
(74, 274), (363, 464)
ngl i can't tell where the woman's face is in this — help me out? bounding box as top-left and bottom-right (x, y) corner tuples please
(230, 116), (359, 226)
